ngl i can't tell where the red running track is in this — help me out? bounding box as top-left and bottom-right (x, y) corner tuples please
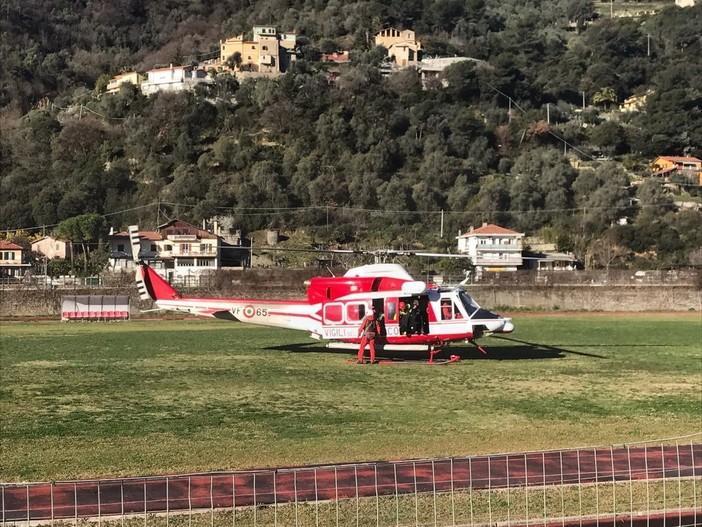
(2, 444), (700, 522)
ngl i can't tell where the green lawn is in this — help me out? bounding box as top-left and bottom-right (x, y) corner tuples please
(1, 314), (700, 482)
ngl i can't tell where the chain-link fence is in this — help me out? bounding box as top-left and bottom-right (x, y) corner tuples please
(2, 435), (700, 527)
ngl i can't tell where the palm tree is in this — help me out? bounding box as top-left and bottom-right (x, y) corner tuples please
(593, 87), (617, 110)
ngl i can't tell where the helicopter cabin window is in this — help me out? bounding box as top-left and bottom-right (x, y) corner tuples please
(386, 301), (397, 321)
(323, 303), (343, 323)
(440, 299), (453, 320)
(346, 303), (366, 321)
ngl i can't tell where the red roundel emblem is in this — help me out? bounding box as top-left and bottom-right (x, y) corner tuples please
(243, 305), (256, 318)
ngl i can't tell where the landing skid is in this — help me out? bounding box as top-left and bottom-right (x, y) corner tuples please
(346, 356), (460, 366)
(346, 343), (461, 366)
(469, 339), (488, 355)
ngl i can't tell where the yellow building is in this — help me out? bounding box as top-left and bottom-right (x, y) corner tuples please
(374, 28), (422, 67)
(220, 26), (296, 74)
(651, 156), (702, 185)
(106, 72), (145, 94)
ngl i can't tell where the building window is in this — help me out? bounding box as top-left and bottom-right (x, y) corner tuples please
(262, 45), (268, 51)
(150, 244), (157, 252)
(164, 244), (172, 251)
(117, 244), (125, 252)
(179, 259), (194, 267)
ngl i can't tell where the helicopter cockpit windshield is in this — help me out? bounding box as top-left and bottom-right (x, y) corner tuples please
(458, 290), (480, 317)
(458, 290), (503, 320)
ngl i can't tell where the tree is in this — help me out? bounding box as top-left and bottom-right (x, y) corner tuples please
(54, 213), (107, 274)
(593, 87), (617, 109)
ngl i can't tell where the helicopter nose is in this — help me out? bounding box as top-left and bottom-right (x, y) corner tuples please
(501, 320), (515, 333)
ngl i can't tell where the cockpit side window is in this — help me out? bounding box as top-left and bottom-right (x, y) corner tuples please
(458, 291), (480, 318)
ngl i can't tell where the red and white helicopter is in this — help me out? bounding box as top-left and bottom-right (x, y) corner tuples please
(130, 226), (514, 361)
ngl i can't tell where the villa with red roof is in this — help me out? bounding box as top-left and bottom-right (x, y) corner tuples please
(651, 156), (702, 185)
(0, 240), (32, 279)
(456, 223), (524, 273)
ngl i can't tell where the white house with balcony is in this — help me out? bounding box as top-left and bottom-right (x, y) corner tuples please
(107, 220), (220, 280)
(108, 229), (162, 273)
(156, 219), (219, 280)
(140, 65), (211, 95)
(456, 223), (524, 273)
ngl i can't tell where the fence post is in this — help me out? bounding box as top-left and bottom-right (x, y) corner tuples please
(273, 471), (277, 527)
(165, 477), (169, 527)
(334, 467), (339, 527)
(468, 457), (474, 526)
(542, 452), (547, 524)
(661, 444), (666, 514)
(188, 477), (192, 527)
(450, 458), (455, 527)
(143, 480), (147, 527)
(76, 482), (79, 526)
(374, 464), (379, 527)
(253, 473), (257, 527)
(506, 455), (510, 526)
(295, 470), (299, 527)
(431, 460), (437, 527)
(676, 442), (682, 523)
(593, 448), (599, 520)
(26, 485), (29, 525)
(232, 475), (236, 527)
(644, 444), (650, 519)
(210, 476), (214, 527)
(692, 440), (698, 526)
(51, 483), (54, 527)
(314, 468), (319, 527)
(610, 446), (616, 519)
(393, 464), (399, 527)
(354, 466), (359, 527)
(413, 462), (418, 527)
(98, 480), (101, 527)
(121, 481), (124, 527)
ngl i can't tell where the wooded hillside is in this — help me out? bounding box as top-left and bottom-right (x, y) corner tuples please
(1, 0), (700, 269)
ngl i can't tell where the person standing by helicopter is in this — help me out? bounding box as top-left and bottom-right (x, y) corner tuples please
(398, 301), (409, 335)
(358, 308), (381, 364)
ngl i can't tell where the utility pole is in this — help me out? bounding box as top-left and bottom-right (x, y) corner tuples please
(647, 33), (651, 57)
(508, 98), (512, 123)
(610, 0), (613, 18)
(582, 91), (586, 110)
(546, 103), (550, 124)
(440, 209), (444, 238)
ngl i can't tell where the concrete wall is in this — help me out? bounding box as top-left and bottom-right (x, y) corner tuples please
(1, 284), (699, 317)
(466, 285), (701, 312)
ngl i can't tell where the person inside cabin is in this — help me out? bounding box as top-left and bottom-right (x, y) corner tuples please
(357, 308), (381, 364)
(398, 301), (409, 335)
(408, 299), (422, 335)
(441, 299), (453, 320)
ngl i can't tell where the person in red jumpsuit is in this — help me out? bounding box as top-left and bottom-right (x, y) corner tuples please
(358, 309), (381, 364)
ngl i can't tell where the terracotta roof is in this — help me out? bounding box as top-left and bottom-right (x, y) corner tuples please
(0, 240), (23, 250)
(462, 224), (522, 236)
(111, 231), (162, 241)
(656, 156), (702, 163)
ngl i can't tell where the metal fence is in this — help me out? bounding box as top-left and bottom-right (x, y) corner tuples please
(2, 435), (700, 527)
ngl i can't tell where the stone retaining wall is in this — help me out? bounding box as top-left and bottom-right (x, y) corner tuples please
(1, 284), (699, 317)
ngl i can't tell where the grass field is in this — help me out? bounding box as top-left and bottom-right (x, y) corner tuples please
(1, 313), (700, 482)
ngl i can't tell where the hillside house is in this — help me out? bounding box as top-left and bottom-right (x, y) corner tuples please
(108, 229), (162, 273)
(420, 57), (487, 87)
(220, 26), (296, 75)
(456, 224), (524, 273)
(106, 72), (145, 94)
(140, 65), (210, 95)
(374, 28), (422, 67)
(108, 220), (220, 281)
(651, 156), (702, 185)
(0, 240), (31, 279)
(31, 236), (73, 260)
